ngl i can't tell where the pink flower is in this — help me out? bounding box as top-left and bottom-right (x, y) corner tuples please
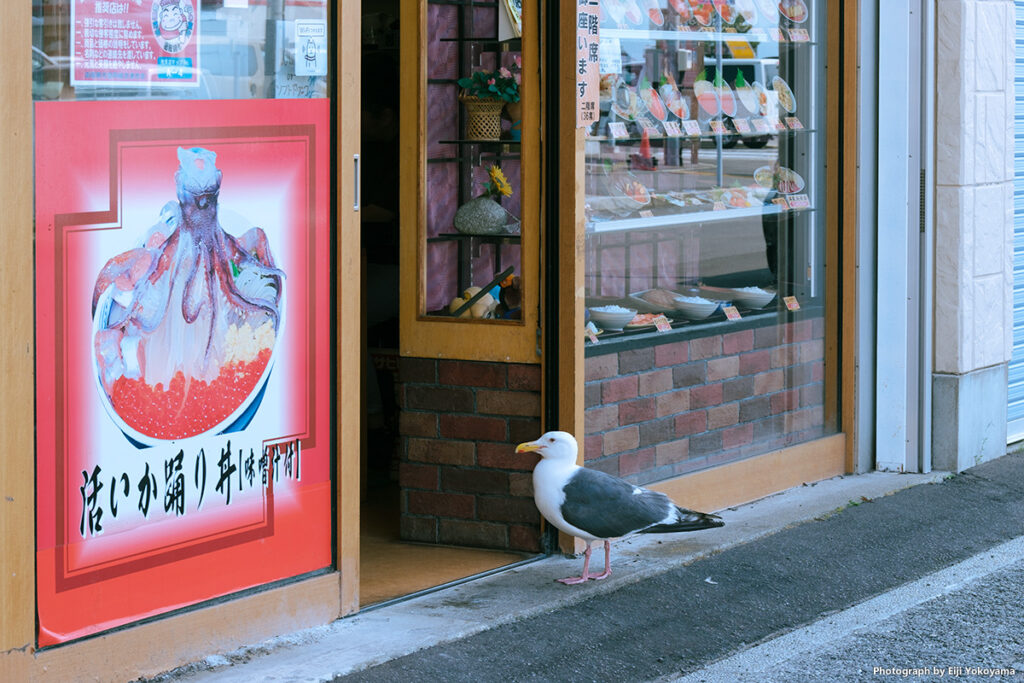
(499, 67), (512, 79)
(487, 78), (495, 85)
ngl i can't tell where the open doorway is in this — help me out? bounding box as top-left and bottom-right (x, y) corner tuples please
(358, 2), (531, 608)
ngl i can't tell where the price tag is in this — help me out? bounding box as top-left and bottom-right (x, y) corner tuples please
(787, 194), (811, 209)
(723, 305), (742, 321)
(784, 296), (801, 311)
(709, 120), (727, 135)
(585, 321), (600, 343)
(788, 28), (810, 42)
(772, 197), (791, 209)
(768, 28), (785, 42)
(713, 201), (727, 211)
(639, 209), (654, 218)
(752, 118), (772, 134)
(644, 125), (662, 138)
(733, 118), (752, 134)
(608, 122), (629, 138)
(663, 121), (683, 137)
(774, 119), (788, 132)
(654, 315), (672, 332)
(786, 116), (804, 130)
(682, 120), (701, 136)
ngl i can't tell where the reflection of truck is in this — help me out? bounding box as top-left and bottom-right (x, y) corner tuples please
(716, 58), (779, 149)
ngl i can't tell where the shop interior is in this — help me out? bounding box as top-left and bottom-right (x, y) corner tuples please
(358, 2), (528, 607)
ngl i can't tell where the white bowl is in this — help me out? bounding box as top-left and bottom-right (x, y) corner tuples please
(732, 287), (776, 309)
(673, 296), (719, 320)
(589, 307), (637, 331)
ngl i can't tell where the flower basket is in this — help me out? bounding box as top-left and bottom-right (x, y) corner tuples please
(459, 91), (505, 141)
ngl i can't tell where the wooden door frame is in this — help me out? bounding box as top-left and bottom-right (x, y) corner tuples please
(0, 3), (361, 679)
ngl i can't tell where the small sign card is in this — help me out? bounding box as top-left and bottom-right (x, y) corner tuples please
(663, 121), (683, 137)
(723, 305), (742, 321)
(774, 119), (788, 132)
(752, 118), (772, 134)
(654, 315), (672, 332)
(787, 193), (811, 209)
(585, 322), (600, 343)
(682, 120), (701, 136)
(713, 200), (728, 211)
(639, 209), (654, 218)
(644, 125), (662, 138)
(768, 28), (785, 42)
(786, 116), (804, 130)
(788, 28), (810, 43)
(733, 118), (752, 134)
(784, 296), (801, 311)
(608, 121), (630, 138)
(772, 197), (791, 210)
(709, 119), (728, 135)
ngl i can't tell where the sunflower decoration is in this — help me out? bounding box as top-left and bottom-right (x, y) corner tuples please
(482, 165), (513, 201)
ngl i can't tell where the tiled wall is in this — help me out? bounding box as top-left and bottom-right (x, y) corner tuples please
(935, 0), (1014, 373)
(397, 358), (543, 552)
(584, 319), (828, 484)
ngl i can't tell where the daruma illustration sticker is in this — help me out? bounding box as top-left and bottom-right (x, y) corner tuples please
(92, 147), (284, 446)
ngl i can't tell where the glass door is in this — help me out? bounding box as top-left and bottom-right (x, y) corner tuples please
(32, 0), (339, 644)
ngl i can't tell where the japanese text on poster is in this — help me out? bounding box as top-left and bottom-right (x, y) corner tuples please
(72, 0), (201, 87)
(576, 1), (600, 128)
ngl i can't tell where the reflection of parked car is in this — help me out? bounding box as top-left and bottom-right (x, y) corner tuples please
(32, 47), (69, 100)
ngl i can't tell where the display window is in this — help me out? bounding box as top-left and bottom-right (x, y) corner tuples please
(422, 0), (524, 321)
(582, 0), (837, 483)
(31, 0), (335, 645)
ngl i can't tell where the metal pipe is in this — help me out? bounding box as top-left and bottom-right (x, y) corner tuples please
(919, 0), (935, 473)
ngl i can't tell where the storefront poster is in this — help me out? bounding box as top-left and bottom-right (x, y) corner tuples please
(34, 98), (332, 645)
(72, 0), (201, 87)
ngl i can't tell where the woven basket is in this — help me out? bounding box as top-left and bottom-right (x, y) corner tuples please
(459, 92), (505, 141)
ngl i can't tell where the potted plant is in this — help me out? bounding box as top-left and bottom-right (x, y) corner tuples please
(458, 61), (521, 140)
(454, 164), (518, 235)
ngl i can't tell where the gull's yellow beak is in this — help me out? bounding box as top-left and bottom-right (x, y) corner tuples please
(516, 441), (542, 453)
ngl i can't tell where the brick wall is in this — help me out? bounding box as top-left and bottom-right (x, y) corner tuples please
(584, 318), (828, 485)
(397, 358), (543, 552)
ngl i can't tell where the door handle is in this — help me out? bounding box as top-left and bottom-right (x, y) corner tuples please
(353, 153), (360, 211)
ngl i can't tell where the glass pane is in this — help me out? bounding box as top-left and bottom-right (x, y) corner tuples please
(32, 0), (330, 101)
(423, 0), (524, 321)
(583, 0), (834, 483)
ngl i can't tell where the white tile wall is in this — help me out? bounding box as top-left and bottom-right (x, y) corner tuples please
(934, 0), (1015, 374)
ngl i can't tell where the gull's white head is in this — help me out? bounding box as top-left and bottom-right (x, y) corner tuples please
(515, 431), (578, 463)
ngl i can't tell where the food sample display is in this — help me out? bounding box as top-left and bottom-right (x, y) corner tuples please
(584, 0), (823, 340)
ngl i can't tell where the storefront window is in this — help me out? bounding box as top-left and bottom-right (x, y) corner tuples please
(423, 0), (524, 321)
(584, 0), (834, 481)
(32, 0), (329, 102)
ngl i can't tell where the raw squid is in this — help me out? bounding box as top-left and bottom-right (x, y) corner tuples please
(92, 147), (285, 442)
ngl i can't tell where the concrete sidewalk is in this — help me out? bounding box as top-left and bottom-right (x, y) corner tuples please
(157, 464), (955, 682)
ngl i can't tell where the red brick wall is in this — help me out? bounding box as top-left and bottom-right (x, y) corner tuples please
(397, 358), (543, 552)
(584, 318), (828, 484)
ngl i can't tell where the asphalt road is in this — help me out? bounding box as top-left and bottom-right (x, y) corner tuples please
(337, 453), (1024, 683)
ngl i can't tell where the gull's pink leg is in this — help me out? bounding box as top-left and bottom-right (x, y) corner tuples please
(591, 540), (612, 580)
(557, 542), (593, 585)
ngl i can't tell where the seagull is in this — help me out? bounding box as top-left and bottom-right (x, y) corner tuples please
(516, 431), (724, 584)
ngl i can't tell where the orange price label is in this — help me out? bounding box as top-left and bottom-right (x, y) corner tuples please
(784, 296), (801, 311)
(723, 305), (742, 321)
(654, 315), (672, 332)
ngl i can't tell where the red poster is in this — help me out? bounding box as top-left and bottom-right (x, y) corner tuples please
(72, 0), (201, 87)
(34, 98), (332, 645)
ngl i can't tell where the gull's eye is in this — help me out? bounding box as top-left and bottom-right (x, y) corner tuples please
(548, 437), (555, 443)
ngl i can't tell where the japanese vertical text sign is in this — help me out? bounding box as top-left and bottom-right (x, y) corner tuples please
(576, 1), (600, 128)
(34, 99), (333, 645)
(72, 0), (202, 87)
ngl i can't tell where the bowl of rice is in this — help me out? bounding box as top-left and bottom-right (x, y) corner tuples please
(589, 305), (637, 331)
(732, 286), (776, 309)
(673, 295), (719, 320)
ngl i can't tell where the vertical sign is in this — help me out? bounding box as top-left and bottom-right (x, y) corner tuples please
(72, 0), (201, 87)
(576, 1), (600, 128)
(34, 99), (332, 645)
